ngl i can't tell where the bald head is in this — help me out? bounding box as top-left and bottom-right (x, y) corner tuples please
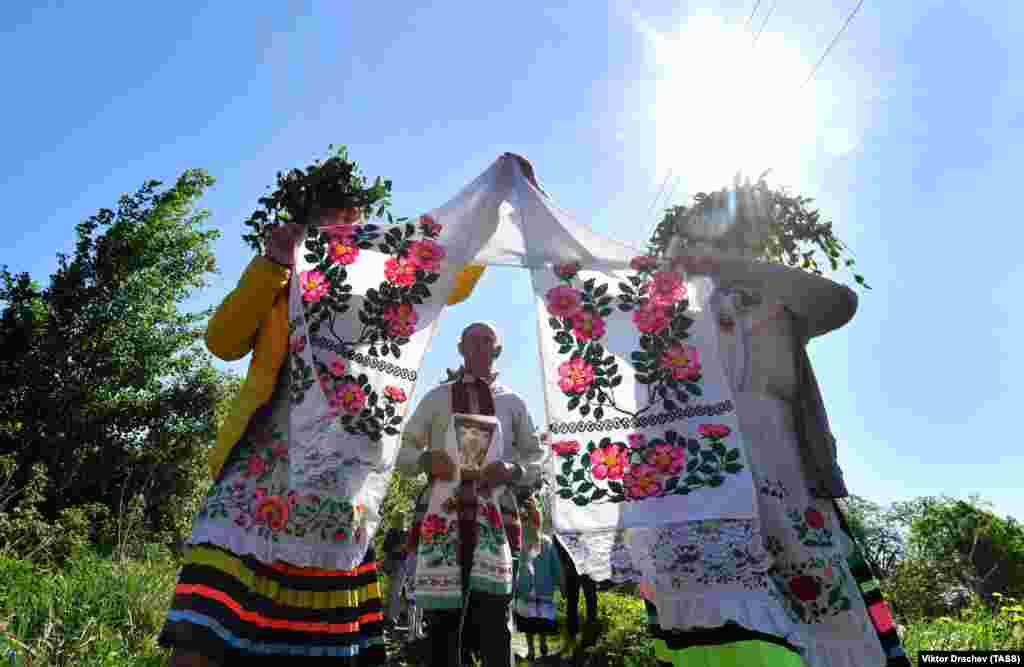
(458, 321), (502, 377)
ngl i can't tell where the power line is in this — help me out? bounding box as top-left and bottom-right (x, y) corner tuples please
(803, 0), (865, 87)
(647, 170), (673, 218)
(744, 0), (763, 33)
(752, 0), (777, 45)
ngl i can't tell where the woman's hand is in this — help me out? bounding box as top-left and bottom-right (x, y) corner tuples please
(263, 223), (306, 267)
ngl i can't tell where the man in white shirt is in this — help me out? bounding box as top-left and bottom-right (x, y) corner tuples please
(396, 321), (547, 667)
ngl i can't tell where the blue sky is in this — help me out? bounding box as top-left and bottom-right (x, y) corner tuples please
(3, 1), (1022, 521)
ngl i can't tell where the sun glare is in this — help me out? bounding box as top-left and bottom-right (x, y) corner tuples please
(638, 11), (828, 194)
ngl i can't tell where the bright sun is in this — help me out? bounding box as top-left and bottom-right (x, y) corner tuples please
(637, 11), (843, 194)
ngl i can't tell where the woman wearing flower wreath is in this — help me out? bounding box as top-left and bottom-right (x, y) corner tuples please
(159, 209), (387, 666)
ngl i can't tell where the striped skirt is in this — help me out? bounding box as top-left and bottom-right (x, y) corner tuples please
(159, 543), (386, 665)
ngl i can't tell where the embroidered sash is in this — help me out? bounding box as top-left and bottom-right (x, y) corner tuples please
(414, 381), (516, 609)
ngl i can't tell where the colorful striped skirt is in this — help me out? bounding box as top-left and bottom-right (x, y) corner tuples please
(159, 543), (386, 665)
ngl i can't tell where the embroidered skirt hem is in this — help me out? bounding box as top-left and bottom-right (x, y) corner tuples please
(159, 543), (385, 664)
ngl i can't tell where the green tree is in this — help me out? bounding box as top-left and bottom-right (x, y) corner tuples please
(836, 495), (904, 580)
(0, 170), (230, 555)
(891, 495), (1024, 604)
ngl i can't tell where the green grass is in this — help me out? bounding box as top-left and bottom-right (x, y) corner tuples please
(2, 550), (1022, 666)
(0, 548), (177, 666)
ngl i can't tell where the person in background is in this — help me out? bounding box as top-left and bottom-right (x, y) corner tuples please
(158, 212), (386, 666)
(554, 535), (600, 650)
(382, 525), (410, 632)
(396, 321), (547, 667)
(513, 519), (563, 663)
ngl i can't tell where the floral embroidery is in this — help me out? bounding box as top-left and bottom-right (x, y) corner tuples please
(418, 513), (458, 568)
(477, 502), (508, 555)
(545, 258), (703, 422)
(652, 519), (770, 590)
(200, 476), (368, 545)
(758, 479), (790, 500)
(552, 425), (744, 505)
(769, 554), (853, 623)
(290, 214), (445, 441)
(787, 506), (835, 548)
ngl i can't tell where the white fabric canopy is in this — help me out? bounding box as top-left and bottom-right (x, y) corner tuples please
(433, 153), (642, 271)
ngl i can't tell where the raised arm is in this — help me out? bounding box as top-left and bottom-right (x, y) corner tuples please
(205, 256), (291, 361)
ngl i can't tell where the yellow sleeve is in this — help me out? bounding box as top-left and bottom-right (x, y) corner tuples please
(447, 264), (486, 306)
(205, 256), (292, 361)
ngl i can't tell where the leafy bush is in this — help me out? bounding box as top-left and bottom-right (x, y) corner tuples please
(0, 171), (235, 556)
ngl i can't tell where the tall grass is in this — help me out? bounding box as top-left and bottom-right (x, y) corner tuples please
(0, 547), (177, 666)
(2, 548), (1023, 666)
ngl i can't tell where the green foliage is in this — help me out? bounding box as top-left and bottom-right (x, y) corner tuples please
(891, 495), (1024, 603)
(900, 592), (1024, 654)
(241, 144), (394, 254)
(374, 469), (426, 558)
(0, 549), (177, 666)
(647, 172), (869, 289)
(836, 495), (904, 580)
(0, 170), (233, 556)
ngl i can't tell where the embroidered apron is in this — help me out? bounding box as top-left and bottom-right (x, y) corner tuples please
(414, 382), (516, 610)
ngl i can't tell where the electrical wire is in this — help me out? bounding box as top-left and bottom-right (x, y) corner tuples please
(752, 0), (777, 45)
(803, 0), (865, 87)
(744, 0), (763, 33)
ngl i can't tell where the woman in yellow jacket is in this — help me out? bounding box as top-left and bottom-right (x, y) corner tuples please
(157, 211), (465, 666)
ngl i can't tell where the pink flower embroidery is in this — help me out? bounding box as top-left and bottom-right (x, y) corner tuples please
(789, 575), (822, 602)
(335, 383), (367, 414)
(571, 310), (606, 341)
(384, 385), (407, 402)
(327, 239), (360, 265)
(329, 358), (347, 377)
(333, 529), (348, 542)
(271, 441), (289, 459)
(300, 270), (329, 304)
(481, 503), (502, 529)
(630, 256), (658, 272)
(407, 239), (446, 272)
(804, 508), (826, 529)
(649, 270), (687, 307)
(420, 214), (443, 236)
(545, 285), (583, 319)
(421, 514), (448, 541)
(289, 335), (306, 354)
(382, 303), (419, 338)
(698, 424), (732, 440)
(632, 302), (670, 334)
(646, 443), (685, 475)
(244, 454), (267, 479)
(555, 262), (581, 279)
(254, 495), (289, 532)
(557, 358), (595, 394)
(627, 433), (647, 450)
(823, 564), (834, 580)
(551, 439), (581, 456)
(384, 257), (418, 287)
(661, 344), (701, 381)
(626, 464), (662, 499)
(591, 443), (629, 480)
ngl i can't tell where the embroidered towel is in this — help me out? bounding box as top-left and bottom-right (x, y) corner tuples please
(533, 264), (760, 583)
(414, 412), (515, 609)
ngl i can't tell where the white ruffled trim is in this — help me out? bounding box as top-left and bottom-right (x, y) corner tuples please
(653, 593), (886, 667)
(187, 522), (373, 571)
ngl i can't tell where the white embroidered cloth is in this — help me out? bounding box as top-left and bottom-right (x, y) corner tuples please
(533, 264), (761, 584)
